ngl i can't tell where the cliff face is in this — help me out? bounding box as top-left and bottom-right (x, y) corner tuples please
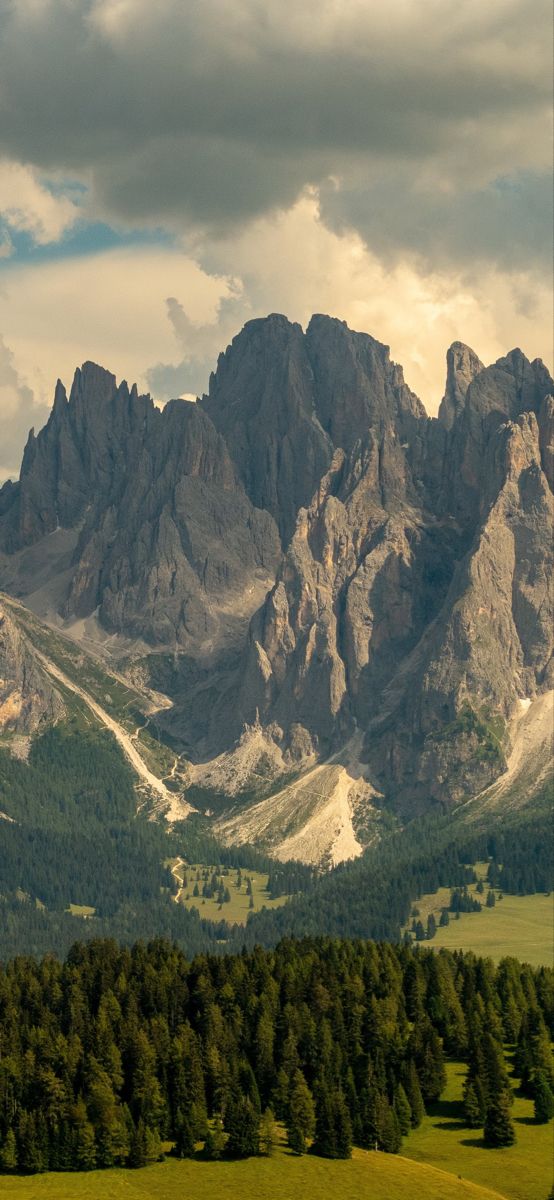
(0, 364), (280, 655)
(0, 600), (64, 735)
(1, 315), (552, 820)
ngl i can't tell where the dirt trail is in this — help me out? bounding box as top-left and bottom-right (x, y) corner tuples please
(32, 645), (191, 816)
(170, 858), (185, 902)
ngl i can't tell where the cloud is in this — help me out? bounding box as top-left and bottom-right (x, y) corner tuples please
(0, 160), (80, 245)
(0, 0), (551, 274)
(0, 245), (234, 409)
(2, 194), (551, 469)
(0, 335), (49, 481)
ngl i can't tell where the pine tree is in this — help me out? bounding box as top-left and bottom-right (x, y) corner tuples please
(393, 1085), (412, 1136)
(334, 1091), (352, 1160)
(404, 1061), (425, 1128)
(259, 1107), (278, 1156)
(533, 1072), (554, 1124)
(0, 1129), (17, 1173)
(204, 1116), (226, 1160)
(380, 1103), (402, 1154)
(173, 1111), (195, 1158)
(312, 1088), (337, 1158)
(463, 1081), (484, 1129)
(287, 1073), (315, 1154)
(486, 889), (496, 908)
(128, 1118), (148, 1168)
(225, 1097), (259, 1159)
(484, 1092), (516, 1147)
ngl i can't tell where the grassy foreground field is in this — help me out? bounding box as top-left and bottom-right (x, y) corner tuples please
(0, 1141), (510, 1200)
(405, 1060), (553, 1200)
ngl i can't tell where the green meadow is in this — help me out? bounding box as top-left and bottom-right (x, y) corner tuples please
(407, 864), (553, 967)
(405, 1060), (553, 1200)
(175, 862), (290, 924)
(0, 1138), (510, 1200)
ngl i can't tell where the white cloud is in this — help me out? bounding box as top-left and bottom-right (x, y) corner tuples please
(0, 246), (234, 410)
(0, 160), (80, 244)
(0, 334), (49, 481)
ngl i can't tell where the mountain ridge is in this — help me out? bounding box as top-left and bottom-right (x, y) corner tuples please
(0, 313), (552, 863)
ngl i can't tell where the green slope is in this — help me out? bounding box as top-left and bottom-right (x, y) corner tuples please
(0, 1144), (509, 1200)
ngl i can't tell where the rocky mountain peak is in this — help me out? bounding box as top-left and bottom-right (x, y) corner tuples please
(439, 341), (484, 430)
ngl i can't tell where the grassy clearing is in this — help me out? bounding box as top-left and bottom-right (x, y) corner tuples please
(407, 864), (553, 967)
(431, 893), (553, 967)
(404, 1059), (553, 1200)
(0, 1137), (510, 1200)
(66, 904), (96, 918)
(174, 862), (290, 924)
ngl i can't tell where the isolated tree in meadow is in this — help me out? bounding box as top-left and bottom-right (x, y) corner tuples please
(439, 908), (450, 927)
(484, 1092), (515, 1147)
(486, 889), (496, 908)
(533, 1072), (554, 1123)
(426, 913), (437, 940)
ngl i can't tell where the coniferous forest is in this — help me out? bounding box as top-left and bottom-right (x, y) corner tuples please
(0, 936), (552, 1174)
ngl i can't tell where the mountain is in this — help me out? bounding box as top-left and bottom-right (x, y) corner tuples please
(0, 314), (552, 865)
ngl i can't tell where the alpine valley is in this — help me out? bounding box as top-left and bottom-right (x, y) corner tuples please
(0, 313), (552, 958)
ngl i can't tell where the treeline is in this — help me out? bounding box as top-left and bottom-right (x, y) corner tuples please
(0, 937), (552, 1174)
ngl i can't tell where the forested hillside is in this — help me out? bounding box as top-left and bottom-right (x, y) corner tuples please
(0, 709), (551, 961)
(0, 937), (552, 1175)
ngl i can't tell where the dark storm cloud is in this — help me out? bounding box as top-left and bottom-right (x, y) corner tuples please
(0, 0), (551, 270)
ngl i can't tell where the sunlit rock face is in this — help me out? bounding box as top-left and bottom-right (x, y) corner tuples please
(0, 315), (552, 816)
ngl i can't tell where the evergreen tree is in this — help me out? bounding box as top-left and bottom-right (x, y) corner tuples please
(393, 1085), (412, 1136)
(0, 1130), (17, 1173)
(463, 1081), (484, 1129)
(225, 1097), (259, 1159)
(287, 1072), (315, 1154)
(484, 1093), (516, 1147)
(173, 1112), (195, 1158)
(312, 1088), (337, 1158)
(203, 1116), (226, 1160)
(486, 889), (496, 908)
(128, 1118), (148, 1168)
(404, 1061), (425, 1128)
(334, 1091), (353, 1160)
(259, 1107), (278, 1156)
(533, 1072), (554, 1124)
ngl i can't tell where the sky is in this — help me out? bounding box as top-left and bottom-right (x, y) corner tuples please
(0, 0), (552, 480)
